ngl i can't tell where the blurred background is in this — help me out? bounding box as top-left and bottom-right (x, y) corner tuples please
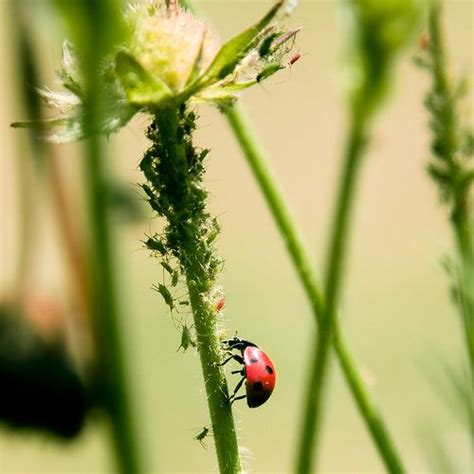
(1, 1), (473, 472)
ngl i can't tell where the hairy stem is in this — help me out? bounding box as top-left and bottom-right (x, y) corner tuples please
(143, 106), (240, 474)
(225, 105), (404, 472)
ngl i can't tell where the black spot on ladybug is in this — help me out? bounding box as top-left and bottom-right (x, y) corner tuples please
(253, 382), (264, 391)
(265, 365), (273, 374)
(250, 357), (258, 364)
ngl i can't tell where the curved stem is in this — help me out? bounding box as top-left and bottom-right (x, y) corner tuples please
(333, 328), (405, 471)
(224, 107), (325, 322)
(225, 105), (404, 472)
(296, 119), (368, 473)
(295, 326), (332, 473)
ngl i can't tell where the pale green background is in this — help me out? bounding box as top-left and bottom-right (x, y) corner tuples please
(0, 1), (473, 472)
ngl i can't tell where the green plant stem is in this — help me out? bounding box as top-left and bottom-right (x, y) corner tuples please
(82, 105), (141, 473)
(224, 108), (325, 320)
(186, 271), (241, 474)
(332, 328), (405, 471)
(151, 107), (240, 474)
(74, 1), (142, 468)
(225, 105), (404, 473)
(83, 55), (143, 474)
(296, 119), (369, 473)
(299, 115), (403, 474)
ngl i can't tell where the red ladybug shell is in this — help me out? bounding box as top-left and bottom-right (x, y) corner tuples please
(243, 346), (276, 408)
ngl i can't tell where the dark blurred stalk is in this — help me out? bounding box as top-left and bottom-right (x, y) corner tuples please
(78, 13), (142, 474)
(82, 132), (141, 474)
(47, 1), (142, 472)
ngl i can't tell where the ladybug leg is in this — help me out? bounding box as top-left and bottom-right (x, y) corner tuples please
(227, 375), (246, 404)
(231, 368), (245, 375)
(229, 395), (246, 406)
(219, 353), (244, 367)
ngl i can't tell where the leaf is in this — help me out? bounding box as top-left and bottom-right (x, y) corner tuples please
(198, 1), (284, 84)
(115, 51), (172, 107)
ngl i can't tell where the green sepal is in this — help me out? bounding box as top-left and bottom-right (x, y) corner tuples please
(115, 51), (172, 107)
(185, 33), (207, 87)
(197, 1), (284, 85)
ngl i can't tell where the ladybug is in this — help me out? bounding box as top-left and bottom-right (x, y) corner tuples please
(221, 337), (276, 408)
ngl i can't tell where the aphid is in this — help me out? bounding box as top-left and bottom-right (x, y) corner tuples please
(171, 269), (179, 287)
(193, 425), (211, 448)
(145, 236), (167, 255)
(177, 324), (196, 352)
(221, 336), (276, 408)
(215, 298), (225, 313)
(160, 261), (174, 275)
(256, 63), (283, 83)
(258, 32), (281, 58)
(154, 283), (174, 311)
(288, 52), (301, 67)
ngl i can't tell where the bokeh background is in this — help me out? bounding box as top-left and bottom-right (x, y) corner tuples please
(1, 1), (473, 472)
